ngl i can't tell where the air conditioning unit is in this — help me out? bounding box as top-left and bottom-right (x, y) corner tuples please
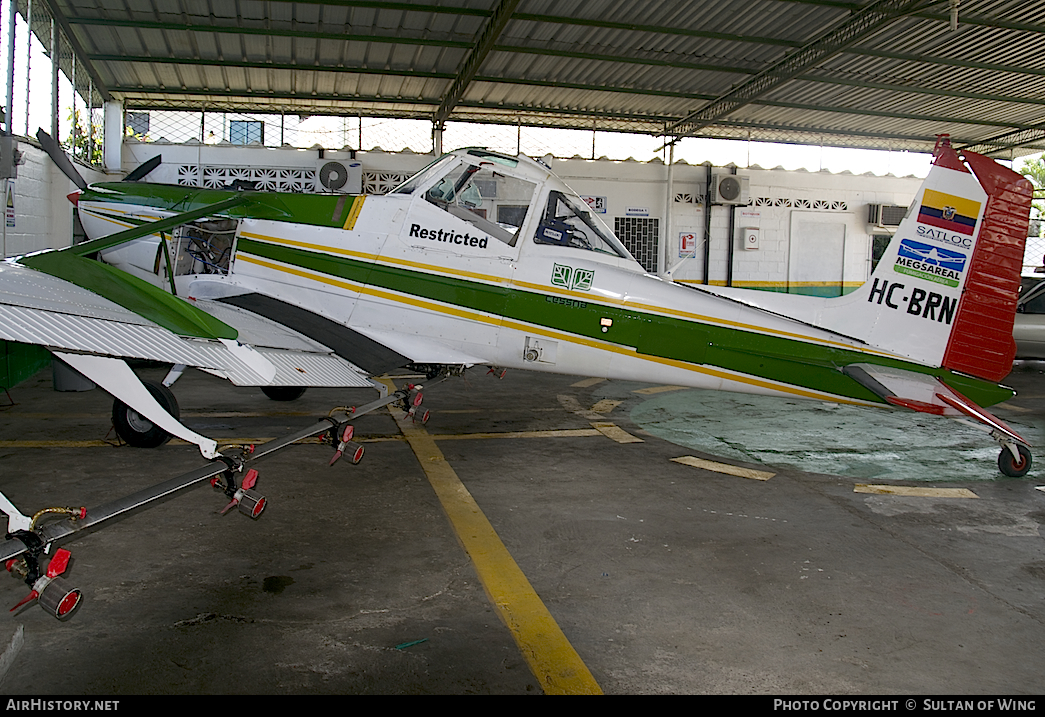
(315, 160), (362, 194)
(868, 203), (906, 228)
(710, 170), (749, 205)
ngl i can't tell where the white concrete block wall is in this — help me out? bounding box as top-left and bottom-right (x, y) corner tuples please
(550, 156), (923, 293)
(2, 142), (104, 258)
(122, 139), (430, 188)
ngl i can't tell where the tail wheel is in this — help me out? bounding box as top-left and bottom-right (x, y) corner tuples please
(262, 386), (307, 401)
(111, 380), (179, 448)
(998, 445), (1032, 478)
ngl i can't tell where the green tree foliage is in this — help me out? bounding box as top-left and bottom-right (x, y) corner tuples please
(65, 108), (102, 167)
(1019, 155), (1045, 220)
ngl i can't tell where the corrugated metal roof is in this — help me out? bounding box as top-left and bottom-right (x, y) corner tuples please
(29, 0), (1045, 156)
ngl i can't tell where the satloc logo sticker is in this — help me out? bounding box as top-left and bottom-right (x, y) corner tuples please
(893, 238), (967, 288)
(917, 189), (981, 236)
(551, 263), (595, 291)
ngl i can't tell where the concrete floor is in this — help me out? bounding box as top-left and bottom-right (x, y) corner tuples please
(1, 361), (1045, 694)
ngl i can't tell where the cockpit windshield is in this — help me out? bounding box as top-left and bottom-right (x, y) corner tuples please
(534, 191), (632, 259)
(391, 155), (456, 196)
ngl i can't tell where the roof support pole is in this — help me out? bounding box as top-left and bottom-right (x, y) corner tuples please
(659, 141), (674, 279)
(5, 0), (16, 136)
(23, 0), (29, 135)
(726, 167), (736, 288)
(703, 164), (712, 285)
(432, 124), (442, 156)
(103, 100), (122, 174)
(49, 17), (56, 140)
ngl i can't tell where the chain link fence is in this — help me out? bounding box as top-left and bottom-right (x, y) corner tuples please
(130, 111), (670, 162)
(1026, 220), (1044, 273)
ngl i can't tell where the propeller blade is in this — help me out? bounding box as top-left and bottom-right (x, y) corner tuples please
(124, 155), (161, 182)
(35, 129), (87, 191)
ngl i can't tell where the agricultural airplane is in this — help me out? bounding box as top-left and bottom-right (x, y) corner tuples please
(0, 131), (1033, 619)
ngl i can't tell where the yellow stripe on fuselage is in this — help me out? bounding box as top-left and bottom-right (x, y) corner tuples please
(239, 231), (898, 359)
(235, 251), (880, 406)
(342, 196), (366, 230)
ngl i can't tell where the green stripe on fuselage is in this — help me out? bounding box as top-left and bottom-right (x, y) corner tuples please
(235, 237), (1013, 407)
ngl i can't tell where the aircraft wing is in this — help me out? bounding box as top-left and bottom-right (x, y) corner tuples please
(0, 260), (375, 389)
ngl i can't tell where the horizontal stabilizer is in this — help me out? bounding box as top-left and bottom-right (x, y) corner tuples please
(844, 363), (1027, 447)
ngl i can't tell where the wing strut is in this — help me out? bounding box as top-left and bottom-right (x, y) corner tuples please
(52, 352), (219, 458)
(69, 195), (251, 257)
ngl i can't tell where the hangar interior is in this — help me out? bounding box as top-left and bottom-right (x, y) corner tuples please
(2, 0), (1045, 696)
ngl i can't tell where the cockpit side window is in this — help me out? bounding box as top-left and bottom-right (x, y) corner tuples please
(423, 161), (537, 246)
(534, 191), (631, 259)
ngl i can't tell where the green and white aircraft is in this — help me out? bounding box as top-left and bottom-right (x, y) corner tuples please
(3, 132), (1035, 475)
(0, 131), (1033, 618)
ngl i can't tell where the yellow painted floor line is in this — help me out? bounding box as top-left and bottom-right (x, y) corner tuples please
(0, 440), (115, 448)
(0, 427), (626, 450)
(632, 385), (688, 395)
(3, 411), (316, 419)
(671, 456), (775, 481)
(381, 380), (602, 695)
(855, 484), (979, 498)
(590, 422), (643, 444)
(589, 399), (621, 414)
(571, 377), (606, 388)
(436, 428), (602, 441)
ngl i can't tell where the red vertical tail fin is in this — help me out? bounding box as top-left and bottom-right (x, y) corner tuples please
(941, 145), (1033, 382)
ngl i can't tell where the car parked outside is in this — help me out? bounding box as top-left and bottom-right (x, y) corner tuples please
(1014, 276), (1045, 359)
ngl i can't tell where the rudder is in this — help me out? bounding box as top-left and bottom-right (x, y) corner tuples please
(941, 148), (1031, 381)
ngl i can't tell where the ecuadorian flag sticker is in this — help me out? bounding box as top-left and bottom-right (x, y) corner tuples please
(917, 189), (981, 236)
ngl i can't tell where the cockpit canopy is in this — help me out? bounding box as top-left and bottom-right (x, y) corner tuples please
(393, 148), (636, 262)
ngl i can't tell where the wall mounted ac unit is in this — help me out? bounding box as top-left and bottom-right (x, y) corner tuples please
(867, 203), (906, 228)
(709, 170), (749, 205)
(316, 160), (362, 194)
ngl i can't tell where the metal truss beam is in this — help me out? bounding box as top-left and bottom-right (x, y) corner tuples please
(665, 0), (938, 140)
(433, 0), (520, 128)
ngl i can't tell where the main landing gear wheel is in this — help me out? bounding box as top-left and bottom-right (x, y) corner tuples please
(262, 386), (307, 401)
(111, 380), (179, 448)
(998, 445), (1032, 478)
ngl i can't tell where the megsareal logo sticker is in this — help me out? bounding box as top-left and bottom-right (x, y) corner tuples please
(894, 238), (967, 288)
(551, 263), (595, 291)
(917, 189), (981, 236)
